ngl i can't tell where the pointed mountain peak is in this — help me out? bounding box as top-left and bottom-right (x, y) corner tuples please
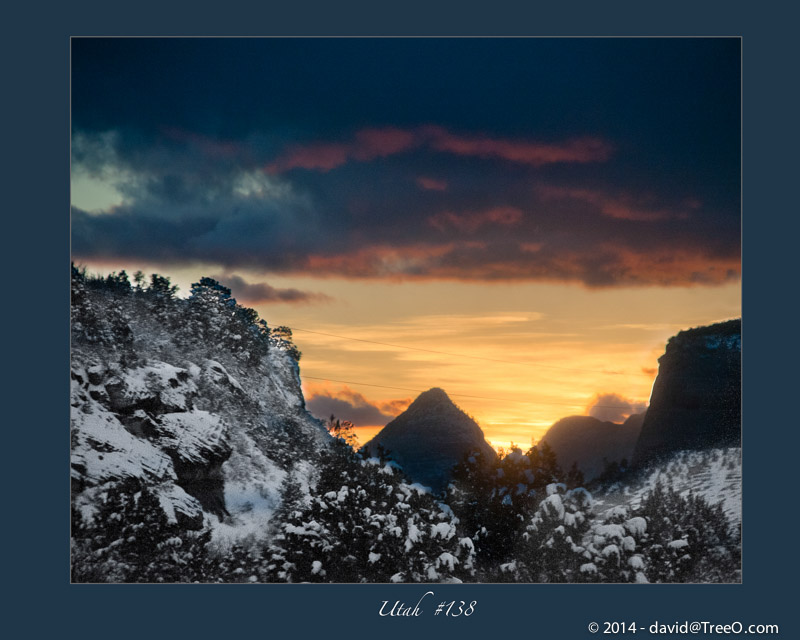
(410, 387), (451, 406)
(365, 387), (496, 493)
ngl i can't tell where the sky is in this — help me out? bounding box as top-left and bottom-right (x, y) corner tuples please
(71, 37), (741, 449)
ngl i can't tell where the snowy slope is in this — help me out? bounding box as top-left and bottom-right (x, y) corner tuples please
(593, 447), (742, 529)
(71, 294), (329, 542)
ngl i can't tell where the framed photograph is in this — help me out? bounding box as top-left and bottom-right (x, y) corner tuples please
(69, 36), (741, 589)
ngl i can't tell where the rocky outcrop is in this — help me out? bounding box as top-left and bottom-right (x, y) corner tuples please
(540, 412), (645, 481)
(71, 293), (329, 531)
(632, 319), (741, 466)
(364, 388), (496, 493)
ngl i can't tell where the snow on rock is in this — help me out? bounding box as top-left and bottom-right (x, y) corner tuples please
(72, 304), (330, 547)
(71, 400), (175, 484)
(104, 361), (198, 413)
(157, 411), (230, 464)
(156, 484), (204, 527)
(203, 360), (243, 392)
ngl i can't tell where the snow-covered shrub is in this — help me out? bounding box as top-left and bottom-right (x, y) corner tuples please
(263, 440), (474, 583)
(513, 483), (595, 582)
(71, 477), (212, 583)
(630, 483), (740, 583)
(446, 442), (584, 581)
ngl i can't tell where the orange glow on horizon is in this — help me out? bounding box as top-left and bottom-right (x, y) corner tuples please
(77, 262), (740, 448)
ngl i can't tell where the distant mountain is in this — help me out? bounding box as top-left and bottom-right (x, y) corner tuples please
(632, 319), (741, 466)
(364, 388), (496, 493)
(540, 413), (645, 481)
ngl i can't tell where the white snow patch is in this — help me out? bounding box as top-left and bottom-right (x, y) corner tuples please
(541, 493), (565, 519)
(625, 517), (647, 537)
(436, 552), (457, 572)
(431, 522), (453, 540)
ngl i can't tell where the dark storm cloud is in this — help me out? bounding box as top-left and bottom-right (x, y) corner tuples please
(71, 38), (740, 288)
(211, 273), (332, 304)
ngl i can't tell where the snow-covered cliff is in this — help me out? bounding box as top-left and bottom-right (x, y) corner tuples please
(70, 270), (328, 541)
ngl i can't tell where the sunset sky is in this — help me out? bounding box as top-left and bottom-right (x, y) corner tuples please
(71, 38), (741, 449)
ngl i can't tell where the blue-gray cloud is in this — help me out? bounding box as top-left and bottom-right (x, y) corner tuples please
(70, 38), (741, 288)
(211, 273), (331, 305)
(306, 389), (410, 428)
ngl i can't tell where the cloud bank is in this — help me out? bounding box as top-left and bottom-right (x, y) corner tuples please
(305, 387), (411, 428)
(71, 39), (740, 289)
(586, 393), (648, 423)
(212, 273), (331, 305)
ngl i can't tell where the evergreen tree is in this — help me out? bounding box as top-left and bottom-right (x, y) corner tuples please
(264, 440), (473, 583)
(71, 478), (212, 583)
(512, 483), (595, 582)
(631, 484), (740, 583)
(180, 277), (270, 365)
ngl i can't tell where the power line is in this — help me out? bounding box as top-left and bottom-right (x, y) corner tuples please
(291, 326), (642, 377)
(302, 375), (645, 410)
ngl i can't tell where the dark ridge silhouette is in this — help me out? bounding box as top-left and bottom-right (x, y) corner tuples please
(632, 319), (741, 466)
(365, 387), (496, 493)
(540, 412), (645, 481)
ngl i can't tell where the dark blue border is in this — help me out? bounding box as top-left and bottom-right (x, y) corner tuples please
(9, 1), (795, 638)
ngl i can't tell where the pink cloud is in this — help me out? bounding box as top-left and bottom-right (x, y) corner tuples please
(267, 127), (419, 173)
(297, 242), (740, 287)
(429, 206), (524, 233)
(267, 126), (614, 172)
(537, 185), (693, 222)
(266, 142), (350, 172)
(416, 176), (448, 191)
(351, 127), (418, 160)
(426, 127), (613, 166)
